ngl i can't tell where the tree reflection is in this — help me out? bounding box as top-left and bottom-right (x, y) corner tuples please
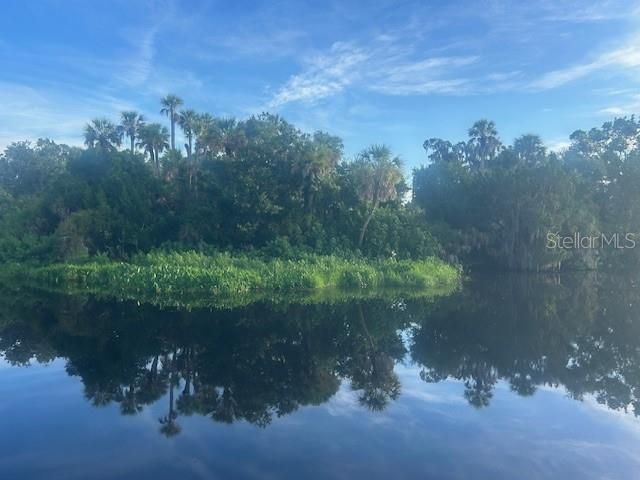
(1, 274), (640, 435)
(346, 304), (401, 411)
(411, 273), (640, 413)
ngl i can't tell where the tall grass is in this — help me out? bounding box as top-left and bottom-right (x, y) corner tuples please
(9, 251), (461, 302)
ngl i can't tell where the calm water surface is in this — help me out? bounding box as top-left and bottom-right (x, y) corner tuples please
(1, 273), (640, 479)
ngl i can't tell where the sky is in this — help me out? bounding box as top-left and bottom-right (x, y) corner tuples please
(1, 0), (640, 170)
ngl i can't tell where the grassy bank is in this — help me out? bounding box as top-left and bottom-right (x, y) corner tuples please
(6, 251), (460, 306)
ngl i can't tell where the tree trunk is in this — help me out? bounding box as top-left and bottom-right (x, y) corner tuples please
(154, 150), (160, 175)
(170, 110), (175, 150)
(358, 200), (379, 248)
(304, 183), (314, 214)
(130, 137), (135, 155)
(357, 304), (375, 350)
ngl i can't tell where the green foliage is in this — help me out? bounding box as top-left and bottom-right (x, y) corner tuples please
(414, 117), (640, 271)
(8, 100), (639, 274)
(84, 118), (123, 151)
(0, 139), (78, 196)
(11, 251), (460, 306)
(0, 105), (444, 263)
(359, 206), (442, 259)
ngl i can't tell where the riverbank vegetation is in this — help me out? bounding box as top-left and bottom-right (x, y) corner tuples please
(4, 252), (459, 309)
(7, 252), (459, 305)
(0, 92), (638, 275)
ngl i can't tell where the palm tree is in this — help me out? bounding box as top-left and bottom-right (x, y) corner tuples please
(160, 94), (184, 151)
(350, 145), (404, 248)
(513, 134), (546, 166)
(83, 118), (122, 151)
(120, 111), (145, 154)
(467, 119), (502, 171)
(137, 123), (169, 174)
(178, 109), (198, 158)
(192, 113), (217, 158)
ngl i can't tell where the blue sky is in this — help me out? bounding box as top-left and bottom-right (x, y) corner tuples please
(1, 0), (640, 169)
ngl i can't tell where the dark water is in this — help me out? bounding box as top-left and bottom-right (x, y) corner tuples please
(1, 273), (640, 480)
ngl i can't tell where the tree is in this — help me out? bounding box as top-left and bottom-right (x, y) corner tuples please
(416, 120), (598, 271)
(83, 119), (122, 152)
(350, 145), (403, 248)
(160, 94), (184, 151)
(178, 109), (198, 158)
(138, 123), (169, 174)
(193, 114), (238, 160)
(120, 111), (145, 154)
(423, 138), (467, 165)
(299, 132), (342, 214)
(513, 134), (546, 167)
(467, 119), (502, 171)
(0, 139), (75, 196)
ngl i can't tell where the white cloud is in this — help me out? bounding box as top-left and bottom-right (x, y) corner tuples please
(596, 93), (640, 116)
(599, 106), (628, 115)
(370, 57), (478, 95)
(269, 41), (480, 107)
(269, 42), (370, 106)
(530, 37), (640, 90)
(546, 138), (571, 152)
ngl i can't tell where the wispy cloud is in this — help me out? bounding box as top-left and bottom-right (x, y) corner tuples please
(539, 0), (640, 23)
(529, 37), (640, 90)
(0, 82), (137, 149)
(369, 56), (478, 95)
(269, 12), (639, 107)
(269, 42), (371, 106)
(268, 40), (482, 107)
(116, 25), (159, 87)
(202, 29), (308, 61)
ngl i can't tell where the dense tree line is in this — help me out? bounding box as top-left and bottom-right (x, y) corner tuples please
(0, 95), (440, 263)
(413, 117), (640, 271)
(1, 93), (638, 271)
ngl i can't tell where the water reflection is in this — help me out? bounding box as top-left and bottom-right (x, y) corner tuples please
(1, 273), (639, 437)
(411, 274), (640, 414)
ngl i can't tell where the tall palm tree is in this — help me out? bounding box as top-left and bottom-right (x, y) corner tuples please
(83, 118), (122, 151)
(177, 109), (198, 158)
(351, 145), (403, 248)
(160, 94), (184, 151)
(137, 123), (169, 174)
(467, 119), (502, 171)
(120, 111), (145, 154)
